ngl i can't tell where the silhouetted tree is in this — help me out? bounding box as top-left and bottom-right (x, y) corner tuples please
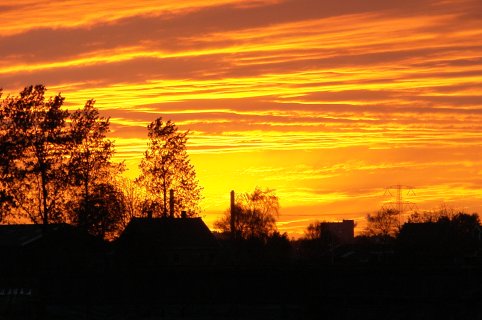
(68, 100), (122, 228)
(116, 176), (144, 222)
(0, 190), (13, 221)
(366, 208), (399, 238)
(72, 182), (126, 240)
(304, 221), (323, 240)
(398, 211), (481, 261)
(265, 231), (291, 263)
(215, 187), (279, 240)
(0, 85), (70, 224)
(138, 117), (202, 217)
(408, 205), (455, 223)
(139, 198), (163, 218)
(303, 221), (340, 244)
(0, 90), (15, 218)
(451, 212), (480, 231)
(300, 221), (342, 263)
(0, 89), (14, 218)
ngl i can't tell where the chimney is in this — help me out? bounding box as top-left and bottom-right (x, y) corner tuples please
(169, 189), (174, 218)
(230, 190), (236, 240)
(181, 211), (187, 219)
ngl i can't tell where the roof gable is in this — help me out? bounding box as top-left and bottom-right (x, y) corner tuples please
(119, 217), (218, 248)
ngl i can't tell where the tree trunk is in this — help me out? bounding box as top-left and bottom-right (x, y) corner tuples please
(82, 172), (89, 229)
(41, 169), (49, 225)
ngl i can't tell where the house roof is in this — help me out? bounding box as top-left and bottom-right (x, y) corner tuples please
(118, 217), (218, 249)
(0, 223), (103, 248)
(0, 224), (56, 247)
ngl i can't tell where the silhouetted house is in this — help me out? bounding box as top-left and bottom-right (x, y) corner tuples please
(116, 217), (219, 268)
(0, 223), (105, 276)
(320, 220), (355, 244)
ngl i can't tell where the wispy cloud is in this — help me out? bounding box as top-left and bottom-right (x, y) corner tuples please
(2, 0), (482, 235)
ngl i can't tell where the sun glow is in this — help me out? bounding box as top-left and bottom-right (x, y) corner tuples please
(2, 0), (482, 237)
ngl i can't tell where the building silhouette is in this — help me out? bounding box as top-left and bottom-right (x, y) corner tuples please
(116, 217), (219, 267)
(320, 220), (355, 244)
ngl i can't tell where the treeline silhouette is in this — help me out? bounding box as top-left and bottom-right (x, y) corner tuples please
(0, 85), (202, 241)
(299, 208), (481, 266)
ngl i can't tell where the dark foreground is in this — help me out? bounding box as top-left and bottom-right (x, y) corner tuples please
(1, 264), (482, 319)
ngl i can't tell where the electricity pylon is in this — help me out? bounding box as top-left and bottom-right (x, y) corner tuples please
(382, 184), (416, 225)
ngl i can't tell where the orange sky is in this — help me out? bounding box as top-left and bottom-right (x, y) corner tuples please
(1, 0), (482, 237)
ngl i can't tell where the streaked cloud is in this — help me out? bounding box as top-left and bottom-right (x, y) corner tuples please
(1, 0), (482, 236)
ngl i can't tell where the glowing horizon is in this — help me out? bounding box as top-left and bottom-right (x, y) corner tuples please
(1, 0), (482, 237)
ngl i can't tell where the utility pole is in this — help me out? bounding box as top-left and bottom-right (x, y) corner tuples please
(230, 190), (236, 240)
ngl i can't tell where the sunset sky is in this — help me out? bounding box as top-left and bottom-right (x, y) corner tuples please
(1, 0), (482, 237)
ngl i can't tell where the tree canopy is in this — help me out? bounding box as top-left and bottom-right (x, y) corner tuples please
(0, 85), (126, 240)
(0, 85), (70, 224)
(68, 99), (121, 229)
(365, 208), (399, 238)
(215, 187), (280, 240)
(138, 117), (202, 217)
(72, 182), (126, 240)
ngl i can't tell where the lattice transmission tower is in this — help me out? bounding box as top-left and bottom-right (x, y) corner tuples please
(382, 184), (416, 225)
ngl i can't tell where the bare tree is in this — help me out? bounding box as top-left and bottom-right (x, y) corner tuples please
(365, 208), (399, 238)
(215, 187), (280, 240)
(116, 176), (145, 223)
(304, 221), (323, 240)
(303, 221), (344, 245)
(408, 204), (456, 223)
